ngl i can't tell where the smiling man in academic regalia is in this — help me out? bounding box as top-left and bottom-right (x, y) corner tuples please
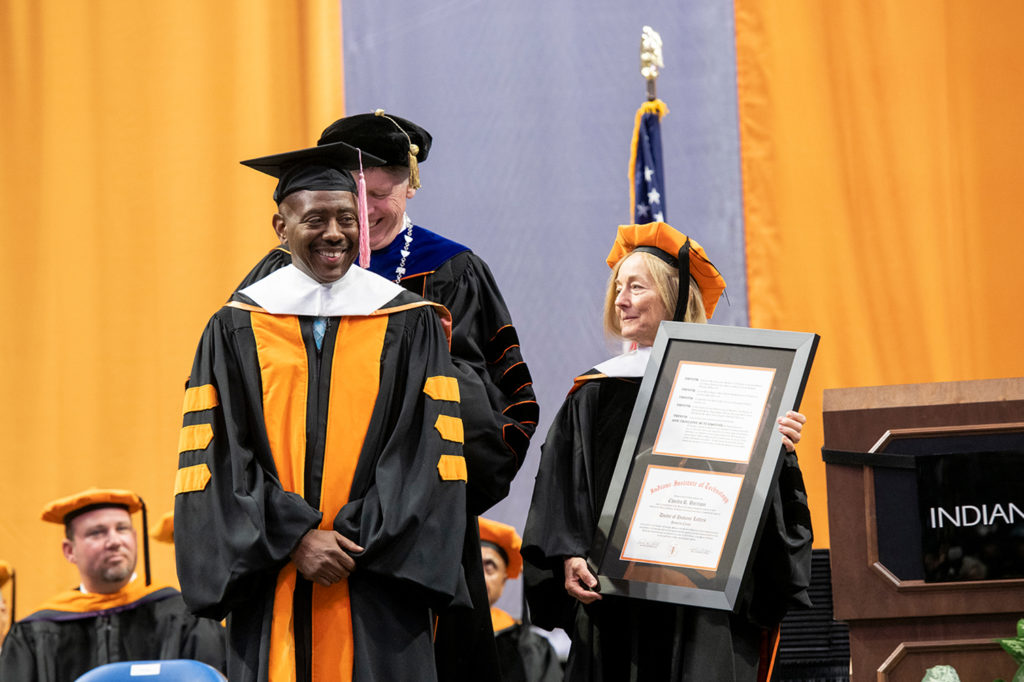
(234, 112), (540, 682)
(173, 140), (469, 682)
(0, 488), (226, 681)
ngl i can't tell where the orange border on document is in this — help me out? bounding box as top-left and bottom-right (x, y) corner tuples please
(651, 360), (776, 463)
(619, 464), (745, 571)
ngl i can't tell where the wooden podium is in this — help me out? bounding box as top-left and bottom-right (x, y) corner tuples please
(822, 377), (1024, 681)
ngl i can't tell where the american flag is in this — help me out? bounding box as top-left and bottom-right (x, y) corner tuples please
(629, 99), (669, 224)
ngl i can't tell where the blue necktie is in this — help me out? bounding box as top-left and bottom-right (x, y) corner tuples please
(313, 317), (327, 350)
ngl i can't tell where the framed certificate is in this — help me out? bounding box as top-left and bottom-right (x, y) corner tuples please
(590, 322), (818, 611)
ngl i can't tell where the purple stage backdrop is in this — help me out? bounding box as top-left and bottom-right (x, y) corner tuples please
(342, 0), (748, 621)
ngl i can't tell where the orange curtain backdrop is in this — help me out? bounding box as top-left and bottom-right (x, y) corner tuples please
(0, 0), (344, 614)
(735, 0), (1024, 547)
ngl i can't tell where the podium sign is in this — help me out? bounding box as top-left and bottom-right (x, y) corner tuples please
(590, 322), (818, 611)
(916, 450), (1024, 582)
(823, 379), (1024, 681)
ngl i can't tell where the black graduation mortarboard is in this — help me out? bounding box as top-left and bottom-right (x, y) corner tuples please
(240, 140), (386, 204)
(317, 111), (432, 189)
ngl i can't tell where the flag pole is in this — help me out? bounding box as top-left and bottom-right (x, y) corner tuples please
(640, 26), (664, 101)
(629, 27), (669, 223)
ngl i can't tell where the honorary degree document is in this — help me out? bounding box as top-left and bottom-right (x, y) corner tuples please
(652, 361), (775, 463)
(592, 323), (819, 610)
(621, 465), (744, 570)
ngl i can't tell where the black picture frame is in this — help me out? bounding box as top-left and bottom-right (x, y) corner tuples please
(590, 321), (819, 611)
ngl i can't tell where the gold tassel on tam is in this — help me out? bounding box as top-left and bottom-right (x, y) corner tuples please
(375, 108), (422, 189)
(408, 144), (421, 190)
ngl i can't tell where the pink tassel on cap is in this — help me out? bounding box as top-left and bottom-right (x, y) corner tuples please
(357, 149), (371, 268)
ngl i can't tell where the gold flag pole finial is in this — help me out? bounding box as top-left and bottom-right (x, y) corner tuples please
(640, 26), (664, 101)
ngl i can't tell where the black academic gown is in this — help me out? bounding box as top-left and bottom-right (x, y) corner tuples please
(521, 358), (813, 682)
(491, 607), (563, 682)
(236, 225), (539, 682)
(236, 232), (538, 510)
(0, 582), (226, 682)
(175, 265), (469, 682)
